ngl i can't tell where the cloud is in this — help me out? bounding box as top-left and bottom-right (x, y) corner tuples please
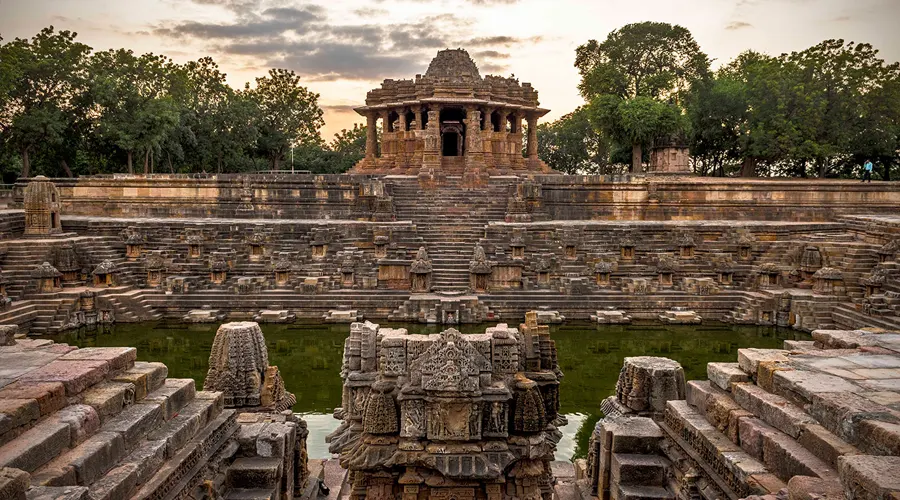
(353, 7), (389, 17)
(155, 2), (540, 81)
(725, 21), (753, 30)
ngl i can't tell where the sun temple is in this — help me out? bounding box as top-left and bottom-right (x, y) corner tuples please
(0, 48), (900, 500)
(351, 49), (553, 178)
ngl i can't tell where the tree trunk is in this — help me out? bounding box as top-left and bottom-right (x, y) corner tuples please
(127, 151), (134, 174)
(817, 159), (827, 178)
(740, 157), (757, 177)
(21, 148), (31, 178)
(631, 143), (642, 173)
(150, 149), (154, 174)
(143, 149), (150, 174)
(167, 152), (174, 173)
(59, 159), (73, 178)
(217, 152), (223, 173)
(884, 163), (891, 182)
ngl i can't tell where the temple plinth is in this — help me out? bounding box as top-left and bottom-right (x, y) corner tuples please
(350, 49), (554, 176)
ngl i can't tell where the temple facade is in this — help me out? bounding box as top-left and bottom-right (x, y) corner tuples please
(350, 49), (553, 176)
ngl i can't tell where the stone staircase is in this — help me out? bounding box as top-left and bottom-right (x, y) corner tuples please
(388, 177), (511, 292)
(0, 340), (237, 500)
(657, 334), (900, 498)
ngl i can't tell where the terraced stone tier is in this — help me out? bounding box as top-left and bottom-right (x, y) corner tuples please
(0, 338), (239, 500)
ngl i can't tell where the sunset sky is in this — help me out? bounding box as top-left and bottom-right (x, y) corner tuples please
(1, 0), (898, 139)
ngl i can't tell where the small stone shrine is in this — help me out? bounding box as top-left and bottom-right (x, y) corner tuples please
(327, 320), (564, 500)
(203, 321), (297, 412)
(22, 175), (63, 237)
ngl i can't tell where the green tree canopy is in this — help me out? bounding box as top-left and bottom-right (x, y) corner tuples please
(537, 107), (609, 174)
(248, 69), (324, 170)
(576, 22), (709, 172)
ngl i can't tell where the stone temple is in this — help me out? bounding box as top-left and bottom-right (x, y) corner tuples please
(1, 48), (900, 499)
(351, 49), (552, 179)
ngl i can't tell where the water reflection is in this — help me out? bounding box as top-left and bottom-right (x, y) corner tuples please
(52, 321), (808, 461)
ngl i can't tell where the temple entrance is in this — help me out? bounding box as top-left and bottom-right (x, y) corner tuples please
(440, 108), (466, 157)
(442, 132), (460, 156)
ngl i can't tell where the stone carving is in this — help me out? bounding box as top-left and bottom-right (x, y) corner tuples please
(328, 322), (561, 499)
(469, 244), (493, 292)
(23, 176), (62, 236)
(53, 242), (82, 282)
(878, 240), (899, 262)
(203, 321), (296, 412)
(32, 261), (62, 293)
(409, 247), (432, 293)
(92, 260), (120, 287)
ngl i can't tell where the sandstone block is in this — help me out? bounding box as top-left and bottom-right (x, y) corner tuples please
(738, 349), (789, 378)
(142, 379), (195, 420)
(807, 391), (899, 445)
(732, 383), (814, 438)
(110, 362), (166, 401)
(610, 453), (666, 487)
(0, 382), (66, 417)
(838, 455), (900, 499)
(79, 383), (134, 422)
(53, 405), (100, 447)
(102, 402), (162, 449)
(146, 408), (201, 459)
(86, 439), (165, 500)
(857, 419), (900, 456)
(24, 486), (89, 500)
(0, 418), (70, 472)
(223, 489), (276, 500)
(797, 423), (859, 470)
(0, 352), (67, 381)
(194, 391), (224, 422)
(686, 380), (743, 438)
(771, 369), (861, 407)
(787, 475), (843, 500)
(17, 361), (109, 397)
(599, 416), (663, 455)
(783, 340), (817, 352)
(0, 400), (39, 437)
(226, 457), (283, 490)
(0, 467), (29, 500)
(59, 348), (136, 373)
(33, 432), (125, 487)
(707, 363), (750, 392)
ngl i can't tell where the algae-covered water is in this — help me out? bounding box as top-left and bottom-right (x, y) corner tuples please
(51, 321), (809, 461)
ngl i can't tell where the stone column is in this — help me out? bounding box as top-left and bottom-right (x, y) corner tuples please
(398, 108), (408, 132)
(512, 111), (525, 169)
(526, 113), (539, 159)
(482, 107), (495, 168)
(380, 110), (392, 161)
(365, 112), (377, 161)
(463, 107), (485, 186)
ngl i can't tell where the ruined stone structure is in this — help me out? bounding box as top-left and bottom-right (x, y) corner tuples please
(327, 320), (563, 500)
(204, 321), (297, 412)
(577, 328), (900, 500)
(23, 176), (62, 237)
(0, 338), (309, 500)
(350, 49), (553, 178)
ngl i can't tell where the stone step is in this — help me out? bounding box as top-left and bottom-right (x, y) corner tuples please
(225, 489), (278, 500)
(614, 485), (673, 500)
(610, 453), (667, 487)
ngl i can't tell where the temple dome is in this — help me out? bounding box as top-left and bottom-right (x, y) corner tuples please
(424, 49), (481, 81)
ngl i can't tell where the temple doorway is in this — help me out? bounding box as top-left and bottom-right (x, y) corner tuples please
(440, 108), (466, 157)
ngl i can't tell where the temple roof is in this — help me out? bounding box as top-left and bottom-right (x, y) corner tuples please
(424, 49), (481, 81)
(357, 48), (548, 115)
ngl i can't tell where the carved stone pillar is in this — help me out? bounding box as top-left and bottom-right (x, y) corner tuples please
(418, 106), (427, 130)
(482, 107), (494, 168)
(398, 108), (408, 132)
(380, 110), (393, 164)
(526, 113), (539, 159)
(463, 107), (487, 188)
(365, 112), (377, 161)
(512, 111), (525, 169)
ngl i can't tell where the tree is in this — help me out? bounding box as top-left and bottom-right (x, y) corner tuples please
(247, 69), (323, 170)
(0, 27), (91, 177)
(89, 49), (182, 173)
(588, 95), (686, 172)
(576, 22), (709, 171)
(537, 107), (609, 174)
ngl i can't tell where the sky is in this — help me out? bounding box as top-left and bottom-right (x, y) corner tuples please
(1, 0), (898, 139)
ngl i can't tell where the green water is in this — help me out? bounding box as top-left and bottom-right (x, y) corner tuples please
(51, 321), (808, 461)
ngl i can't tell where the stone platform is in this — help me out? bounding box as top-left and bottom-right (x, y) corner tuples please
(0, 337), (304, 500)
(582, 328), (900, 500)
